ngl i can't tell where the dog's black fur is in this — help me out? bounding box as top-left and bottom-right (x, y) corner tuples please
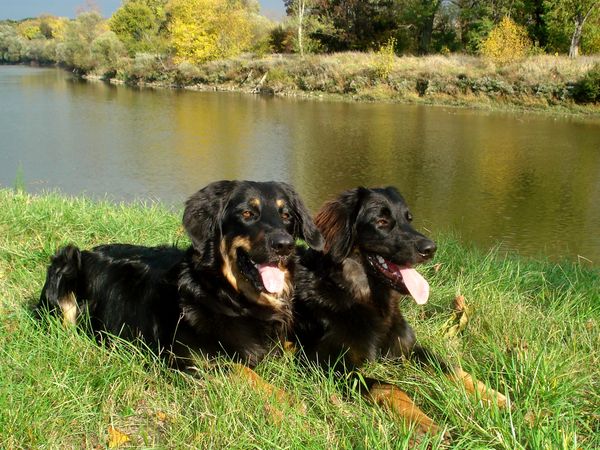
(291, 187), (507, 436)
(38, 180), (323, 369)
(292, 186), (443, 373)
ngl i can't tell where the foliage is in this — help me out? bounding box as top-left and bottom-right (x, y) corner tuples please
(480, 17), (533, 64)
(373, 37), (397, 79)
(544, 0), (600, 55)
(110, 0), (168, 56)
(166, 0), (257, 64)
(269, 24), (295, 53)
(0, 24), (27, 62)
(306, 0), (400, 52)
(284, 0), (329, 55)
(38, 15), (69, 41)
(17, 19), (42, 40)
(55, 12), (109, 72)
(91, 31), (127, 74)
(573, 63), (600, 102)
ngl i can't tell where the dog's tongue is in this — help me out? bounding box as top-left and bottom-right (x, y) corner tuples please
(397, 266), (430, 305)
(257, 263), (285, 294)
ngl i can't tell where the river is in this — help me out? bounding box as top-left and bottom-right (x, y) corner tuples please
(1, 65), (599, 264)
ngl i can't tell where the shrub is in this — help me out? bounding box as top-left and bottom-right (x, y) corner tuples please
(126, 52), (165, 82)
(0, 25), (27, 62)
(573, 64), (600, 104)
(480, 16), (532, 64)
(269, 25), (294, 53)
(373, 37), (396, 80)
(91, 31), (126, 72)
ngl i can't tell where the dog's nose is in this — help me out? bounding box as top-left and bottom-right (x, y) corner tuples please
(417, 239), (437, 259)
(270, 233), (294, 256)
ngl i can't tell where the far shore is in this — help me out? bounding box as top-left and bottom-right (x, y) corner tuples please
(72, 52), (600, 116)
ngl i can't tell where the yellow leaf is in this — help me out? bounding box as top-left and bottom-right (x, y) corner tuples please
(107, 426), (130, 448)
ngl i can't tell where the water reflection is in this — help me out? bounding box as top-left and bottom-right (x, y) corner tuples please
(1, 66), (599, 263)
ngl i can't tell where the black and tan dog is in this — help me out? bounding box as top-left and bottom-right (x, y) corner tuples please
(292, 186), (506, 436)
(38, 180), (323, 375)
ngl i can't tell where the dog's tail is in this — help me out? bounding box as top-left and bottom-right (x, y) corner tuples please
(37, 244), (82, 325)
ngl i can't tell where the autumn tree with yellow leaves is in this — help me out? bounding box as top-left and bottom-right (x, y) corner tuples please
(480, 17), (533, 64)
(167, 0), (258, 64)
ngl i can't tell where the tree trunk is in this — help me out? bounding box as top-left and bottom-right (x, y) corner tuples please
(418, 15), (435, 54)
(569, 14), (584, 58)
(297, 0), (305, 57)
(417, 0), (442, 55)
(569, 2), (600, 58)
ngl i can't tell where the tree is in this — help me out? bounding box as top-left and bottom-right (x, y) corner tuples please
(284, 0), (329, 55)
(0, 25), (27, 62)
(91, 31), (126, 70)
(544, 0), (600, 56)
(544, 0), (600, 57)
(110, 0), (168, 55)
(302, 0), (401, 51)
(167, 0), (256, 64)
(56, 12), (108, 72)
(404, 0), (443, 54)
(480, 16), (532, 63)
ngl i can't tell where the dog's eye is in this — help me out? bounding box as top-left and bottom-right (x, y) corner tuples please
(376, 218), (389, 227)
(281, 212), (291, 221)
(406, 212), (413, 222)
(241, 210), (255, 220)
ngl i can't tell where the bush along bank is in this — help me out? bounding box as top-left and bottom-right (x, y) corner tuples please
(79, 52), (600, 114)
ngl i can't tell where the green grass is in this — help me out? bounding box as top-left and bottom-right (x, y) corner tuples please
(1, 188), (598, 448)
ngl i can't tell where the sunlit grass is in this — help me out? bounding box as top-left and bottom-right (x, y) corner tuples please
(153, 52), (600, 114)
(1, 189), (598, 448)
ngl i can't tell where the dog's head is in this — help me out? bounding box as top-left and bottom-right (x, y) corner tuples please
(315, 186), (436, 304)
(183, 180), (323, 306)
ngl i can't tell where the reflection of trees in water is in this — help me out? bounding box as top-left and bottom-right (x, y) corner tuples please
(291, 103), (600, 260)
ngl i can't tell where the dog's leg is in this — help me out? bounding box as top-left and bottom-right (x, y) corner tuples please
(231, 364), (306, 422)
(449, 368), (507, 408)
(58, 292), (78, 326)
(366, 383), (446, 437)
(410, 345), (507, 408)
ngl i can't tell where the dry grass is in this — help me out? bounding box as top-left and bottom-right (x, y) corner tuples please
(148, 52), (600, 113)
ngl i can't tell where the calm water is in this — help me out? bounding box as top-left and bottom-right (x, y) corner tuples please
(1, 66), (600, 264)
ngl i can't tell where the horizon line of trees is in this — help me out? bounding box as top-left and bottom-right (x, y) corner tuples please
(0, 0), (599, 71)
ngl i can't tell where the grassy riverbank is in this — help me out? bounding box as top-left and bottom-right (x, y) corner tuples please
(1, 189), (599, 448)
(88, 52), (600, 115)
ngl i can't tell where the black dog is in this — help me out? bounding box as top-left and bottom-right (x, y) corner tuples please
(38, 180), (323, 371)
(292, 187), (506, 435)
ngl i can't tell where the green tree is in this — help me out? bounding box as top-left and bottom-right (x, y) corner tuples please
(284, 0), (330, 55)
(302, 0), (402, 51)
(0, 25), (26, 62)
(91, 31), (127, 71)
(56, 12), (108, 72)
(544, 0), (600, 57)
(110, 0), (168, 55)
(402, 0), (444, 54)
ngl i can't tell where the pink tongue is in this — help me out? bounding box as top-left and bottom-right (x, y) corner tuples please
(398, 267), (430, 305)
(257, 264), (286, 294)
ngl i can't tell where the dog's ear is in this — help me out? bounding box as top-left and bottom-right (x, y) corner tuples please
(314, 187), (368, 262)
(183, 180), (237, 255)
(280, 182), (323, 251)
